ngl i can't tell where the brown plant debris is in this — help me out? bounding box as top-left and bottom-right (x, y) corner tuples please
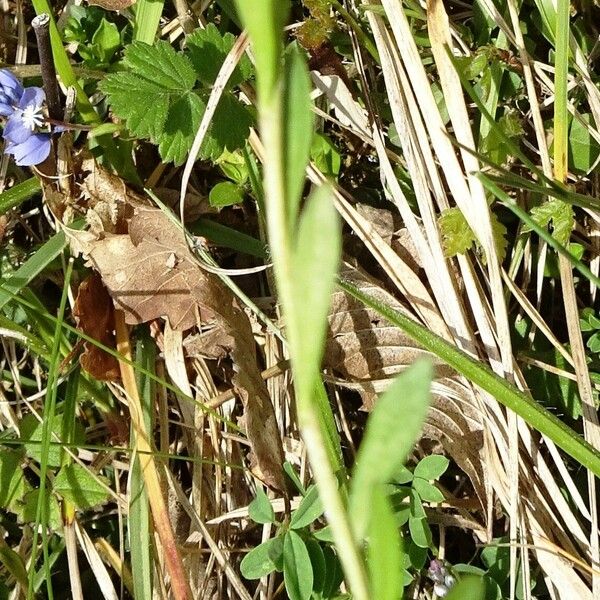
(73, 272), (120, 381)
(84, 204), (287, 493)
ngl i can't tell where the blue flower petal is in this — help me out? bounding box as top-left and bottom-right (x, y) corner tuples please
(0, 69), (24, 105)
(3, 112), (32, 144)
(17, 86), (45, 111)
(4, 133), (51, 166)
(0, 102), (13, 117)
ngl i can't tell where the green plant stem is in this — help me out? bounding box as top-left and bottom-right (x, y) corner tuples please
(260, 84), (370, 600)
(339, 279), (600, 479)
(133, 0), (165, 44)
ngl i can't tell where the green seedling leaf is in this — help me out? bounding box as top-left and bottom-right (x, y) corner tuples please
(290, 185), (341, 402)
(529, 198), (574, 246)
(283, 42), (314, 224)
(439, 207), (477, 256)
(412, 478), (445, 503)
(241, 536), (284, 579)
(283, 462), (306, 495)
(290, 485), (325, 529)
(414, 455), (449, 480)
(393, 465), (414, 484)
(91, 18), (120, 64)
(350, 360), (433, 538)
(248, 487), (275, 524)
(311, 133), (341, 178)
(367, 486), (403, 600)
(283, 530), (313, 600)
(408, 516), (432, 549)
(54, 464), (110, 510)
(407, 541), (427, 570)
(569, 113), (600, 174)
(0, 450), (29, 514)
(209, 181), (245, 207)
(185, 23), (252, 86)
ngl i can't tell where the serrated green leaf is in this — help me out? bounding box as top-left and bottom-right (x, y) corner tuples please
(20, 489), (62, 531)
(283, 530), (313, 600)
(185, 23), (252, 86)
(367, 487), (403, 600)
(412, 478), (445, 503)
(290, 485), (324, 529)
(21, 414), (83, 468)
(408, 516), (432, 548)
(54, 464), (110, 510)
(158, 92), (205, 165)
(414, 455), (449, 480)
(529, 198), (574, 246)
(248, 487), (275, 524)
(101, 41), (202, 164)
(122, 41), (197, 91)
(0, 450), (29, 514)
(200, 92), (253, 160)
(209, 181), (245, 207)
(350, 361), (432, 539)
(438, 207), (477, 257)
(240, 536), (284, 579)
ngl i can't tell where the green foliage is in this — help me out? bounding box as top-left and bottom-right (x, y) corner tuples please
(569, 113), (600, 174)
(310, 133), (342, 179)
(100, 37), (252, 165)
(290, 485), (324, 529)
(0, 449), (30, 515)
(438, 207), (507, 260)
(209, 181), (245, 207)
(63, 6), (125, 68)
(528, 198), (574, 246)
(185, 23), (252, 86)
(248, 487), (275, 524)
(283, 530), (313, 600)
(53, 464), (111, 510)
(241, 537), (284, 579)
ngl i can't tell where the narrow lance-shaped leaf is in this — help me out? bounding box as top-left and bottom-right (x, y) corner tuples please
(350, 360), (433, 539)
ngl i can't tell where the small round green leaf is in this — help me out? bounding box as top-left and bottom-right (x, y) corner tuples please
(209, 181), (245, 207)
(283, 530), (313, 600)
(414, 455), (449, 480)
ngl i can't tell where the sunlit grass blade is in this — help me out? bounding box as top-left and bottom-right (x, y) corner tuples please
(133, 0), (165, 44)
(0, 178), (41, 215)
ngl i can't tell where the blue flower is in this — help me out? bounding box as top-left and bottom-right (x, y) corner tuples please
(0, 68), (51, 166)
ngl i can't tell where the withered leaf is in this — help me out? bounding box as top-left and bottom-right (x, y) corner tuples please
(87, 0), (135, 10)
(73, 273), (120, 381)
(87, 205), (286, 492)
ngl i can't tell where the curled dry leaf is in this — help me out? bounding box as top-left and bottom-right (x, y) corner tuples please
(84, 204), (286, 492)
(73, 272), (120, 381)
(326, 264), (485, 506)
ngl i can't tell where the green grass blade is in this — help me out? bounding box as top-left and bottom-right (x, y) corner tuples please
(338, 279), (600, 479)
(133, 0), (165, 44)
(0, 231), (66, 312)
(0, 179), (41, 215)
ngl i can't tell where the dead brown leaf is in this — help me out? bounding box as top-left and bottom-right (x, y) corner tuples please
(86, 205), (286, 492)
(73, 272), (120, 381)
(87, 0), (135, 10)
